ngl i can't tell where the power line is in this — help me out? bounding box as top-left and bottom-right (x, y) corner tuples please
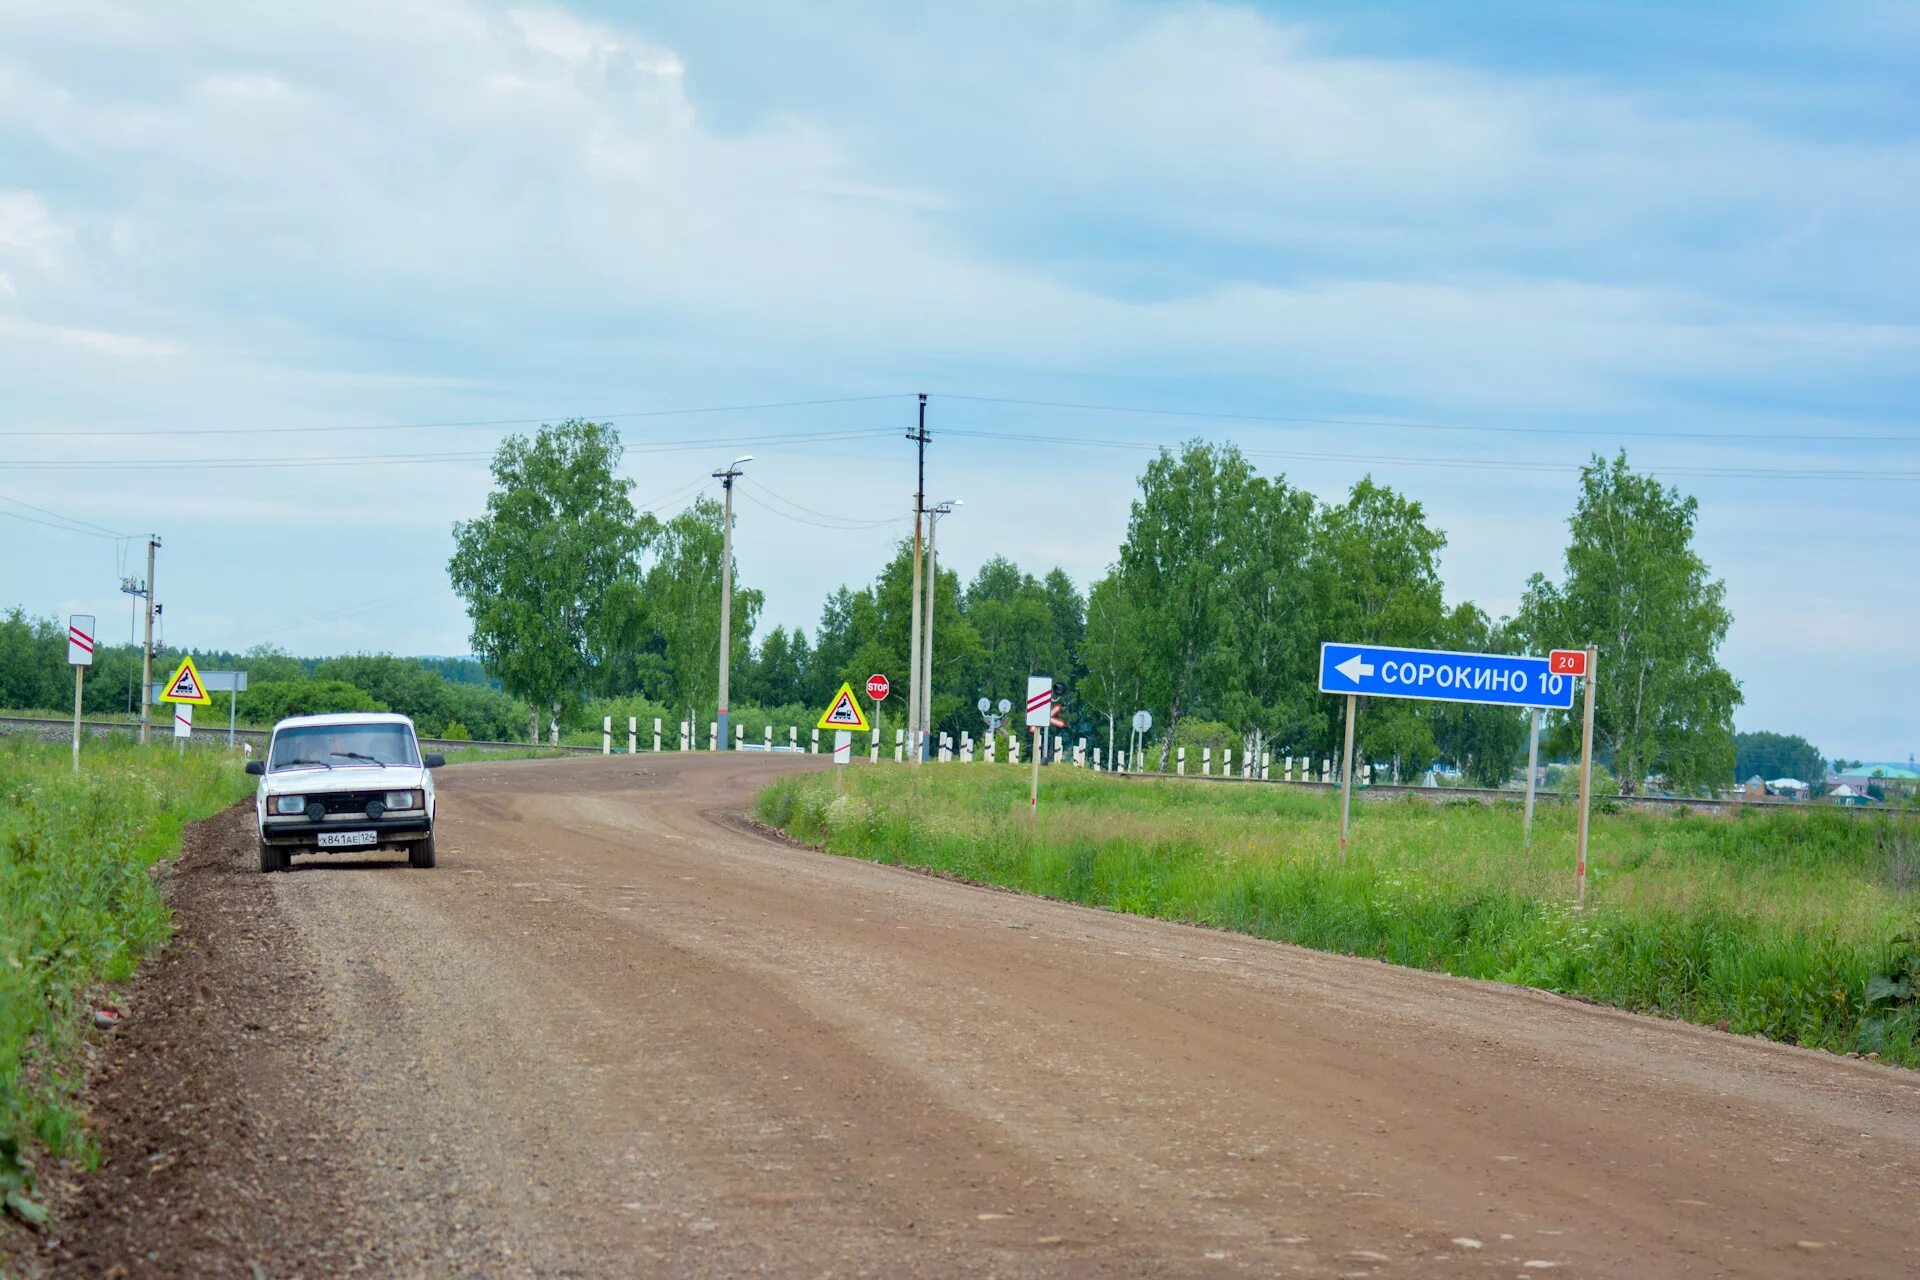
(0, 493), (132, 539)
(744, 477), (904, 528)
(0, 394), (910, 439)
(0, 427), (901, 472)
(735, 485), (907, 531)
(939, 427), (1920, 481)
(937, 392), (1920, 445)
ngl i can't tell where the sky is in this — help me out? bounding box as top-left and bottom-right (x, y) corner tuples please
(0, 0), (1915, 759)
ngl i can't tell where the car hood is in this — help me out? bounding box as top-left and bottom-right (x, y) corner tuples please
(262, 765), (428, 794)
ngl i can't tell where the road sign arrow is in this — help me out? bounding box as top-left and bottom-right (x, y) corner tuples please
(1334, 653), (1375, 683)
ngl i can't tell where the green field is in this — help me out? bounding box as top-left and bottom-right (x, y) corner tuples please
(0, 739), (252, 1221)
(759, 766), (1920, 1066)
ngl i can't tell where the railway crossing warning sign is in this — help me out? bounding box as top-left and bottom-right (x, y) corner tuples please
(160, 655), (213, 706)
(816, 682), (871, 732)
(68, 615), (95, 666)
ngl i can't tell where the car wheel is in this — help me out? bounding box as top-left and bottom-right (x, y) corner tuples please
(258, 837), (284, 874)
(410, 833), (437, 869)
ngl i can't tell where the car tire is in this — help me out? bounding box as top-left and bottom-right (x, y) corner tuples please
(258, 837), (284, 874)
(410, 833), (437, 869)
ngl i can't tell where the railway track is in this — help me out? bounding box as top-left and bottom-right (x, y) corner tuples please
(7, 713), (1891, 816)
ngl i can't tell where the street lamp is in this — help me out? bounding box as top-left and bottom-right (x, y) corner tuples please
(712, 455), (753, 751)
(919, 498), (961, 761)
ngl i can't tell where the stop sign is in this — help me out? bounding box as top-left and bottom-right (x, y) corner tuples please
(866, 674), (890, 701)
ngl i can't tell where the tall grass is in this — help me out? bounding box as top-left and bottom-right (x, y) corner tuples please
(0, 738), (251, 1215)
(758, 766), (1920, 1065)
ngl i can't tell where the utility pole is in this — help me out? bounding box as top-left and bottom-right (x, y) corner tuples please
(712, 456), (753, 751)
(921, 499), (960, 759)
(906, 395), (929, 768)
(138, 535), (160, 745)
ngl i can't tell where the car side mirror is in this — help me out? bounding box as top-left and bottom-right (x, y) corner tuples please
(423, 753), (446, 770)
(245, 760), (265, 776)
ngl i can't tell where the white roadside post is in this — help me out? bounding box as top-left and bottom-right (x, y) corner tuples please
(1572, 645), (1599, 909)
(709, 721), (717, 751)
(1523, 707), (1542, 853)
(654, 718), (662, 752)
(628, 716), (637, 755)
(811, 728), (820, 754)
(1177, 747), (1186, 776)
(735, 724), (744, 751)
(67, 614), (94, 771)
(603, 716), (612, 755)
(789, 726), (798, 751)
(764, 725), (773, 751)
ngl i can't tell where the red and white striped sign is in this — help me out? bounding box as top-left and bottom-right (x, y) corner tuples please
(67, 614), (95, 667)
(173, 703), (193, 739)
(1025, 675), (1052, 729)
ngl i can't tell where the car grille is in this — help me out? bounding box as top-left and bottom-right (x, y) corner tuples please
(313, 791), (385, 816)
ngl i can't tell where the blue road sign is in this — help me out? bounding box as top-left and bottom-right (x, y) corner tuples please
(1318, 642), (1576, 710)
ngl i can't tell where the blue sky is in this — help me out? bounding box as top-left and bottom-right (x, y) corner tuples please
(0, 1), (1914, 759)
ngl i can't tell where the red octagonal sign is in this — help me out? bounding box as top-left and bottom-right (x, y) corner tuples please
(866, 673), (890, 701)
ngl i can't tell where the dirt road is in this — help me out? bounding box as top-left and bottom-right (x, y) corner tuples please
(32, 754), (1920, 1277)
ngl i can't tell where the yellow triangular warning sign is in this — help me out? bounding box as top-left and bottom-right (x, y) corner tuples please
(816, 682), (870, 732)
(160, 655), (213, 705)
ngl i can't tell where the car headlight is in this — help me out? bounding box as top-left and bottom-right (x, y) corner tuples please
(384, 790), (423, 811)
(272, 795), (307, 815)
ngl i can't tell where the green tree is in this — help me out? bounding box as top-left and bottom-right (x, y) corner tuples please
(1308, 477), (1447, 777)
(1216, 474), (1320, 760)
(964, 556), (1069, 705)
(449, 420), (650, 743)
(646, 496), (762, 736)
(1116, 442), (1255, 768)
(1427, 603), (1530, 787)
(1734, 731), (1824, 784)
(1077, 572), (1148, 761)
(1518, 452), (1740, 793)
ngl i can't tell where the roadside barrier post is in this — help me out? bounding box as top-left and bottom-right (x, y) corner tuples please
(895, 728), (904, 762)
(603, 716), (611, 755)
(765, 725), (773, 750)
(709, 722), (717, 751)
(790, 726), (798, 751)
(1523, 707), (1541, 854)
(1338, 693), (1357, 861)
(628, 717), (636, 755)
(1177, 747), (1186, 776)
(1574, 644), (1598, 909)
(653, 718), (662, 752)
(811, 728), (820, 754)
(1262, 751), (1270, 781)
(735, 724), (744, 751)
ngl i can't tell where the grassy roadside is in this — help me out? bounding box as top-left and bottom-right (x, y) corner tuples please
(0, 739), (251, 1224)
(758, 765), (1920, 1066)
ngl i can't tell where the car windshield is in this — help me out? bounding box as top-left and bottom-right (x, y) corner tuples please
(269, 723), (418, 772)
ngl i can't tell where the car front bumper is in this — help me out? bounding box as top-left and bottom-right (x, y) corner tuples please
(260, 814), (433, 847)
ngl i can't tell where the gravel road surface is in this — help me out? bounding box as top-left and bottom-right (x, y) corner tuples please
(25, 754), (1920, 1277)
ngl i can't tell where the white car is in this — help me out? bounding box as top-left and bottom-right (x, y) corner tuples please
(245, 712), (444, 872)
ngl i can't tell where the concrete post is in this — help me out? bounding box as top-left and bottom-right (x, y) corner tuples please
(811, 728), (820, 754)
(603, 716), (611, 755)
(628, 716), (636, 755)
(1177, 747), (1187, 776)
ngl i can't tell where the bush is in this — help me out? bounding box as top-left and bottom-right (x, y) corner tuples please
(438, 720), (472, 741)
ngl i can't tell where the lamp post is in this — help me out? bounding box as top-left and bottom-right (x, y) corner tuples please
(919, 499), (960, 761)
(712, 455), (753, 751)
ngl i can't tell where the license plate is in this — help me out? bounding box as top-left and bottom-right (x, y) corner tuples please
(316, 830), (378, 849)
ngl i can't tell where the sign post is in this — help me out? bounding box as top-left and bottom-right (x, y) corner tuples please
(1337, 693), (1357, 860)
(866, 674), (889, 760)
(1025, 676), (1051, 814)
(67, 615), (94, 771)
(1523, 708), (1541, 853)
(1320, 642), (1577, 868)
(1568, 646), (1598, 909)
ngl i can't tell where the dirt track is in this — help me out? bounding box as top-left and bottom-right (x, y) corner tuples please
(26, 754), (1920, 1277)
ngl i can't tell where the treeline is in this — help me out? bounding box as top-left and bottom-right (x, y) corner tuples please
(447, 423), (1744, 792)
(0, 614), (526, 741)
